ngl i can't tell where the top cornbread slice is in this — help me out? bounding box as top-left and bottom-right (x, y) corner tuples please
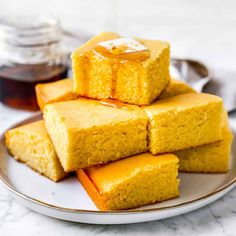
(72, 32), (170, 105)
(35, 78), (76, 110)
(144, 93), (223, 154)
(77, 153), (179, 210)
(5, 120), (66, 182)
(159, 79), (196, 99)
(44, 99), (148, 171)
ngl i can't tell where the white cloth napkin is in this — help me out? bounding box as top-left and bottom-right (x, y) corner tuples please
(171, 59), (235, 112)
(203, 68), (236, 112)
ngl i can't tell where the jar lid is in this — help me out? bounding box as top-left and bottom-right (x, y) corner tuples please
(0, 16), (62, 46)
(0, 16), (64, 65)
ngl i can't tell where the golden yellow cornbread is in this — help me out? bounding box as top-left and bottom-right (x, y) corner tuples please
(35, 78), (77, 110)
(176, 112), (233, 173)
(159, 79), (196, 99)
(44, 98), (148, 171)
(5, 120), (67, 182)
(35, 78), (195, 109)
(77, 153), (179, 210)
(72, 32), (170, 105)
(144, 93), (223, 154)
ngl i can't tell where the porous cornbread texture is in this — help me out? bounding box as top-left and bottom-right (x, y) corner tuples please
(144, 93), (223, 154)
(71, 32), (170, 105)
(35, 78), (76, 110)
(44, 99), (148, 171)
(176, 112), (233, 173)
(159, 79), (196, 99)
(5, 120), (66, 182)
(77, 153), (179, 210)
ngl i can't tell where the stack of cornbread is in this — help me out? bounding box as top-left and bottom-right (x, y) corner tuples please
(5, 32), (233, 210)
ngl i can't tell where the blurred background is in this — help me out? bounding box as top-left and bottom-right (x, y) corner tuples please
(0, 0), (235, 112)
(1, 0), (236, 69)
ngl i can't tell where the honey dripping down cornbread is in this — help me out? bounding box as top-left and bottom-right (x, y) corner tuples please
(77, 153), (179, 210)
(176, 111), (233, 173)
(5, 120), (67, 182)
(144, 93), (224, 154)
(43, 98), (148, 171)
(35, 78), (77, 110)
(71, 32), (170, 105)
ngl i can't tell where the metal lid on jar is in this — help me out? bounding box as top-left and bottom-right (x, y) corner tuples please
(0, 16), (64, 65)
(0, 16), (62, 46)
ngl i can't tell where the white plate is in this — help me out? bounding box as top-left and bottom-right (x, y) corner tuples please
(0, 114), (235, 225)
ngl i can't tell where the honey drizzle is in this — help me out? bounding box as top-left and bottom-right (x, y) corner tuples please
(94, 44), (149, 100)
(92, 47), (121, 99)
(111, 59), (142, 101)
(79, 38), (150, 99)
(100, 98), (130, 110)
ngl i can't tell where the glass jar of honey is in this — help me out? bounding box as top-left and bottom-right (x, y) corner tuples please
(0, 16), (68, 111)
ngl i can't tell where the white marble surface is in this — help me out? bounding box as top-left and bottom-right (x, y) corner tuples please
(1, 0), (236, 235)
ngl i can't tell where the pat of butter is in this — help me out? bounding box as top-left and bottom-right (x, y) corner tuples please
(96, 38), (150, 61)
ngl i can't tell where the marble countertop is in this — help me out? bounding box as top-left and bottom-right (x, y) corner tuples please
(1, 0), (236, 235)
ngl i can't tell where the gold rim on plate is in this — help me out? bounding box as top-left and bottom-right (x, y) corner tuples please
(0, 114), (235, 215)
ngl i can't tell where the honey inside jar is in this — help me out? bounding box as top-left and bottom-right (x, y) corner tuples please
(0, 16), (67, 111)
(0, 64), (67, 111)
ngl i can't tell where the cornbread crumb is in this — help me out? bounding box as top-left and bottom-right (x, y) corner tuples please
(144, 93), (223, 154)
(72, 32), (170, 105)
(77, 153), (179, 210)
(44, 98), (148, 171)
(5, 120), (67, 182)
(35, 78), (76, 110)
(159, 79), (196, 99)
(176, 112), (233, 173)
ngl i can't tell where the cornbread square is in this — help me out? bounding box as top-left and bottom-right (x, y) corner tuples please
(35, 79), (76, 110)
(77, 153), (179, 210)
(5, 120), (67, 182)
(72, 32), (170, 105)
(176, 112), (233, 173)
(144, 93), (223, 154)
(159, 79), (196, 99)
(44, 99), (148, 171)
